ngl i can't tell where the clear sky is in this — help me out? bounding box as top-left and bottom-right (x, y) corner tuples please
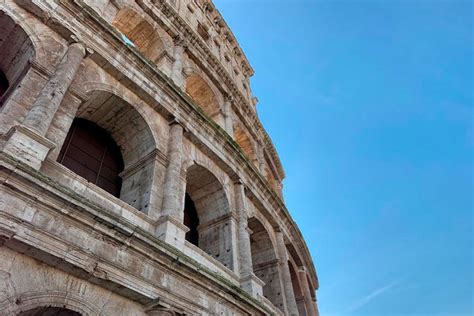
(213, 0), (473, 315)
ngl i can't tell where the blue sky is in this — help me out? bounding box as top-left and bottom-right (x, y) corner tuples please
(213, 0), (473, 315)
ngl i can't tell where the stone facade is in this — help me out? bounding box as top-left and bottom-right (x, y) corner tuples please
(0, 0), (319, 315)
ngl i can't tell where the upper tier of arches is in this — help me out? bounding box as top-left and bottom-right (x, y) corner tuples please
(78, 1), (286, 192)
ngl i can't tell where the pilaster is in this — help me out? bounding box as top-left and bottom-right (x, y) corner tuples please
(234, 180), (263, 299)
(275, 231), (300, 316)
(171, 36), (186, 88)
(156, 120), (187, 250)
(22, 40), (87, 136)
(299, 267), (319, 316)
(223, 96), (234, 136)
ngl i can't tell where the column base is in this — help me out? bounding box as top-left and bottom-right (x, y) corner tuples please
(240, 273), (265, 300)
(155, 215), (189, 251)
(2, 125), (55, 170)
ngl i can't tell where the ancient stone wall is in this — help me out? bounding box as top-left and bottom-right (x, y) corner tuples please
(0, 0), (319, 315)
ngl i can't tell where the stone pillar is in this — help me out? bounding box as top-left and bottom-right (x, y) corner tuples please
(298, 268), (319, 316)
(155, 121), (189, 250)
(22, 41), (87, 136)
(171, 37), (186, 88)
(234, 180), (264, 299)
(275, 231), (299, 316)
(276, 181), (284, 200)
(2, 40), (88, 169)
(235, 181), (252, 277)
(256, 144), (267, 177)
(223, 96), (234, 136)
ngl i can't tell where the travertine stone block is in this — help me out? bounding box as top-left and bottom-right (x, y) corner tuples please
(2, 125), (55, 169)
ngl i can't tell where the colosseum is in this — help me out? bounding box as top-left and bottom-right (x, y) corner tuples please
(0, 0), (319, 315)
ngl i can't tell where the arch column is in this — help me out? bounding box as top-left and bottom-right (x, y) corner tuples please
(256, 143), (267, 177)
(234, 180), (264, 299)
(171, 37), (186, 88)
(155, 120), (189, 250)
(298, 267), (319, 316)
(2, 40), (89, 169)
(22, 41), (87, 135)
(275, 231), (300, 316)
(223, 96), (234, 136)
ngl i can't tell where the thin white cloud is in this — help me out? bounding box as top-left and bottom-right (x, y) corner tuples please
(349, 280), (401, 313)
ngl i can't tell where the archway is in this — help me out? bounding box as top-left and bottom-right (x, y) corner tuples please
(58, 118), (124, 197)
(18, 306), (81, 316)
(112, 8), (164, 63)
(185, 74), (221, 122)
(248, 217), (285, 312)
(0, 11), (35, 105)
(184, 164), (234, 269)
(289, 261), (306, 315)
(57, 91), (157, 214)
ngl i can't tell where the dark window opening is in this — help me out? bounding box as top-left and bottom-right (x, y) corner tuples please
(0, 69), (9, 98)
(18, 306), (81, 316)
(184, 193), (199, 246)
(58, 118), (124, 197)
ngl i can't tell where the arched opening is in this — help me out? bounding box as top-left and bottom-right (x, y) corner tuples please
(56, 91), (158, 214)
(289, 262), (307, 315)
(18, 306), (81, 315)
(234, 124), (257, 164)
(112, 8), (164, 62)
(58, 118), (124, 197)
(0, 70), (9, 97)
(185, 74), (221, 122)
(0, 11), (35, 106)
(248, 217), (285, 312)
(184, 164), (234, 269)
(184, 193), (199, 246)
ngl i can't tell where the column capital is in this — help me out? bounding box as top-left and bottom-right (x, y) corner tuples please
(168, 117), (183, 127)
(173, 34), (188, 48)
(68, 35), (94, 56)
(234, 178), (247, 187)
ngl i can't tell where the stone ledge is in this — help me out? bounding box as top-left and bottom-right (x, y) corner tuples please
(0, 152), (274, 314)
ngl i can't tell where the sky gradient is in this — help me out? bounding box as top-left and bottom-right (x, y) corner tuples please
(213, 0), (473, 315)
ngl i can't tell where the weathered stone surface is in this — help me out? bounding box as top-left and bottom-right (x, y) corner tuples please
(0, 0), (319, 315)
